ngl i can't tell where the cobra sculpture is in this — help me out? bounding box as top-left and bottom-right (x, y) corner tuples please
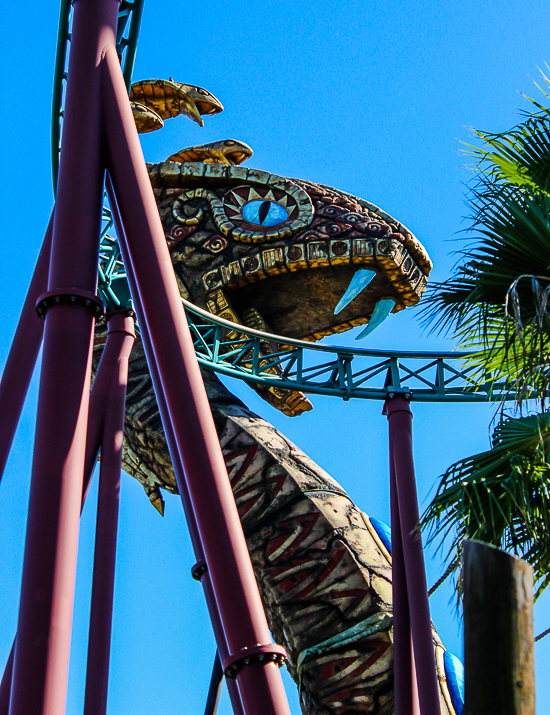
(95, 79), (463, 715)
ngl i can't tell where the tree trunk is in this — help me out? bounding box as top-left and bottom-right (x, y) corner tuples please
(463, 540), (535, 715)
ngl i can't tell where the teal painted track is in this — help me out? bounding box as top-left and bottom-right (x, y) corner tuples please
(52, 0), (510, 404)
(180, 301), (510, 403)
(97, 237), (508, 404)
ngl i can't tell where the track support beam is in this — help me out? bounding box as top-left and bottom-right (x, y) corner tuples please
(83, 312), (135, 715)
(8, 2), (118, 713)
(385, 391), (441, 715)
(0, 214), (52, 484)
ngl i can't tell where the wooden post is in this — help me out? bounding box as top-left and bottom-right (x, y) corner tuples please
(463, 540), (535, 715)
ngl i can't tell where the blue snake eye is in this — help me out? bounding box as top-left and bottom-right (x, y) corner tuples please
(242, 200), (288, 226)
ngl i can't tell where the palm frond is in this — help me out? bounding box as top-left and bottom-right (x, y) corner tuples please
(421, 77), (550, 602)
(421, 413), (550, 601)
(421, 186), (550, 403)
(463, 72), (550, 195)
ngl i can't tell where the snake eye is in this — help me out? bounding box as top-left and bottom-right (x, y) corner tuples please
(242, 200), (288, 226)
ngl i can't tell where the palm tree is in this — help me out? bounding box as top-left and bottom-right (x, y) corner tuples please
(421, 74), (550, 599)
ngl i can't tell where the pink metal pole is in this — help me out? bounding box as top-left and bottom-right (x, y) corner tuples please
(0, 644), (14, 715)
(0, 322), (128, 715)
(84, 312), (135, 715)
(101, 56), (290, 713)
(8, 1), (119, 713)
(0, 213), (52, 484)
(385, 393), (440, 715)
(390, 453), (420, 715)
(106, 176), (245, 715)
(81, 316), (128, 507)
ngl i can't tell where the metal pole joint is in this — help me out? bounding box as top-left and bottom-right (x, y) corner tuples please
(223, 644), (287, 680)
(191, 559), (208, 581)
(105, 309), (136, 336)
(383, 387), (412, 415)
(36, 288), (105, 321)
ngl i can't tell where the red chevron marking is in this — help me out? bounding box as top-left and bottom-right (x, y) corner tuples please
(268, 559), (320, 597)
(233, 482), (266, 518)
(293, 544), (347, 600)
(224, 445), (258, 488)
(317, 640), (391, 689)
(266, 512), (320, 564)
(265, 471), (287, 499)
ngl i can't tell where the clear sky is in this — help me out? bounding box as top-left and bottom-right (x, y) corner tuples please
(1, 1), (550, 713)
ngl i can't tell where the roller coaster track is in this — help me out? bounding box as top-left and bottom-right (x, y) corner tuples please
(182, 302), (512, 403)
(96, 234), (508, 403)
(51, 0), (510, 404)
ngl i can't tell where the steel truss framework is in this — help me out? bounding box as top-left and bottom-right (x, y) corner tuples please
(170, 302), (505, 403)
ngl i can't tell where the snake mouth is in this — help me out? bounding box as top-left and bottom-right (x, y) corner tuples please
(199, 238), (426, 341)
(224, 147), (253, 165)
(194, 98), (224, 116)
(227, 268), (392, 341)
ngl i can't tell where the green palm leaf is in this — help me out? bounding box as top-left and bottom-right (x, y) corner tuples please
(421, 413), (550, 600)
(466, 117), (550, 194)
(464, 73), (550, 195)
(422, 186), (550, 401)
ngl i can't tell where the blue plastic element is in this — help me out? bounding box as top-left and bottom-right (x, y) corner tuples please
(356, 299), (396, 339)
(444, 650), (464, 715)
(334, 269), (376, 315)
(242, 200), (288, 226)
(369, 517), (392, 555)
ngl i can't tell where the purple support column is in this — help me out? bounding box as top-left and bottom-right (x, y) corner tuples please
(81, 313), (127, 506)
(0, 214), (52, 484)
(84, 312), (135, 715)
(106, 176), (245, 715)
(385, 393), (440, 715)
(8, 2), (119, 714)
(0, 644), (14, 715)
(101, 52), (290, 709)
(390, 455), (420, 715)
(0, 315), (128, 715)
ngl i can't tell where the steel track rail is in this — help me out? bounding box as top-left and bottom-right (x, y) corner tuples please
(180, 298), (517, 403)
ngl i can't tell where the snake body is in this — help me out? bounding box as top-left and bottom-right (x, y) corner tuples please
(92, 142), (464, 714)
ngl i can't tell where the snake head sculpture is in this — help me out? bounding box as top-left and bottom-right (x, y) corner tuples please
(146, 146), (432, 414)
(125, 78), (432, 416)
(130, 78), (224, 130)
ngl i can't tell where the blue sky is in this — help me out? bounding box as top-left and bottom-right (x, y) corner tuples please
(1, 1), (550, 713)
